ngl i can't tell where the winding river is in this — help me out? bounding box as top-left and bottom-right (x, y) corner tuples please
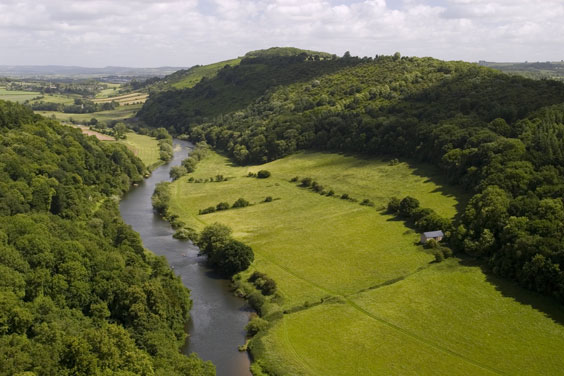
(119, 139), (252, 376)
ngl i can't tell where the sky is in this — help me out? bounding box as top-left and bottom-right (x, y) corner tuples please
(0, 0), (563, 67)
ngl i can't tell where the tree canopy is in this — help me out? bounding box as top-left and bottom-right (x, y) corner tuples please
(0, 100), (214, 376)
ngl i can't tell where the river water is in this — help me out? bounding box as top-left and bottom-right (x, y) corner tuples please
(119, 139), (252, 376)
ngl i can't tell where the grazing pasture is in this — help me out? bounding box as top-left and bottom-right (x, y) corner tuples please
(166, 149), (564, 375)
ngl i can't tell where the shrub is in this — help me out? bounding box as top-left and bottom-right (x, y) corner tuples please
(216, 202), (230, 211)
(173, 227), (197, 241)
(341, 193), (350, 200)
(232, 197), (250, 208)
(387, 197), (401, 213)
(264, 196), (273, 202)
(327, 190), (335, 196)
(300, 177), (312, 187)
(196, 223), (254, 276)
(399, 196), (420, 217)
(290, 176), (299, 182)
(260, 278), (277, 295)
(311, 182), (324, 192)
(432, 248), (445, 262)
(199, 206), (216, 215)
(248, 271), (267, 283)
(151, 182), (171, 216)
(247, 172), (257, 177)
(360, 199), (375, 207)
(169, 165), (188, 180)
(245, 317), (269, 336)
(257, 170), (271, 178)
(247, 292), (265, 314)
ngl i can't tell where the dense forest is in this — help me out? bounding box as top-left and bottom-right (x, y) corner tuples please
(0, 100), (213, 375)
(138, 50), (564, 303)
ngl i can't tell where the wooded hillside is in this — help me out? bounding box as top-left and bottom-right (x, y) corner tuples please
(0, 100), (213, 376)
(138, 50), (564, 304)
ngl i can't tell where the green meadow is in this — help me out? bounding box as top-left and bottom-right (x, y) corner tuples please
(119, 132), (161, 169)
(36, 103), (143, 123)
(170, 58), (241, 89)
(168, 150), (564, 375)
(0, 87), (40, 102)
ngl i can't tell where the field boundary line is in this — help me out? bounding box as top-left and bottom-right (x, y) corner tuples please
(259, 253), (505, 375)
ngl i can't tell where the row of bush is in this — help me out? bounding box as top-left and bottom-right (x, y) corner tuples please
(188, 174), (228, 183)
(292, 176), (377, 206)
(198, 197), (272, 215)
(248, 271), (277, 296)
(387, 196), (452, 233)
(248, 170), (271, 178)
(170, 142), (210, 180)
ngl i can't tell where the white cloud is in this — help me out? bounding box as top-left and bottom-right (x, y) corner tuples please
(0, 0), (562, 67)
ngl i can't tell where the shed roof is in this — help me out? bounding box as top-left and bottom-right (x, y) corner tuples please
(423, 230), (444, 238)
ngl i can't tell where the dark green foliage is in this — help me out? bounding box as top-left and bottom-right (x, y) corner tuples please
(360, 199), (375, 207)
(216, 202), (230, 211)
(300, 177), (312, 187)
(173, 227), (197, 241)
(248, 271), (277, 296)
(340, 193), (350, 200)
(170, 165), (188, 180)
(264, 196), (273, 203)
(199, 206), (216, 215)
(290, 176), (299, 182)
(399, 197), (420, 217)
(0, 101), (213, 376)
(196, 223), (254, 276)
(257, 170), (271, 178)
(391, 196), (452, 235)
(387, 197), (401, 214)
(151, 182), (171, 216)
(245, 316), (268, 336)
(232, 198), (250, 208)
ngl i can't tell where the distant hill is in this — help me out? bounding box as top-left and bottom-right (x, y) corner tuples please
(151, 58), (242, 91)
(479, 60), (564, 81)
(0, 65), (186, 79)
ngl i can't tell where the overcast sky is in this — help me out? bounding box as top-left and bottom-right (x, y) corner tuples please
(1, 0), (563, 67)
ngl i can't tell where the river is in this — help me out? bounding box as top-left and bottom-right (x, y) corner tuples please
(119, 139), (252, 376)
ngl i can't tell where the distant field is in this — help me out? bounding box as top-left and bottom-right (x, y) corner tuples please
(28, 93), (76, 105)
(170, 58), (241, 89)
(168, 150), (564, 375)
(119, 132), (161, 168)
(93, 92), (148, 105)
(0, 87), (40, 103)
(36, 103), (142, 123)
(95, 83), (121, 98)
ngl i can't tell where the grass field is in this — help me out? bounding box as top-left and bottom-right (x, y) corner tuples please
(170, 58), (241, 89)
(28, 93), (76, 105)
(93, 92), (148, 105)
(95, 83), (121, 98)
(119, 132), (161, 168)
(36, 103), (142, 123)
(0, 87), (41, 103)
(167, 150), (564, 375)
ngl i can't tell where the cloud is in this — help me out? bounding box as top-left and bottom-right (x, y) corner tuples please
(0, 0), (562, 67)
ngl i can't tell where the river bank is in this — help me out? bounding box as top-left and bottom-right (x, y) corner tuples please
(119, 139), (252, 376)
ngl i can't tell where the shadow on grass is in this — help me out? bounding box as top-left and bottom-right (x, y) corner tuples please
(458, 256), (564, 326)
